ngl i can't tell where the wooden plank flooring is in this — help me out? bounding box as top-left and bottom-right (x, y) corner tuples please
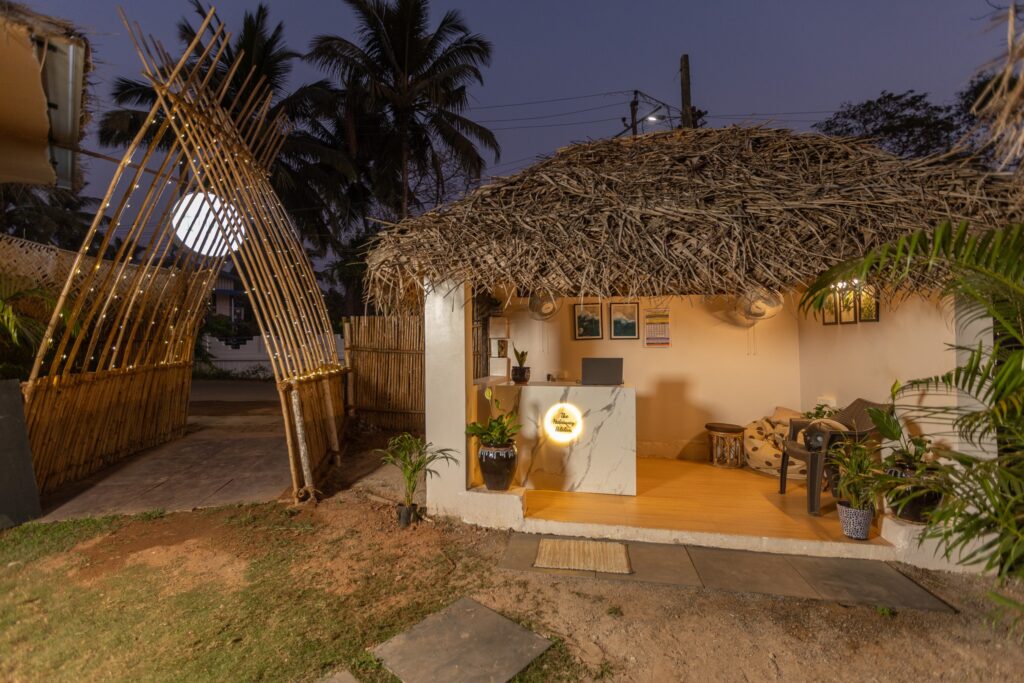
(523, 458), (889, 545)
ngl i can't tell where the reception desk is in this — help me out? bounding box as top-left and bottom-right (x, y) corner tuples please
(488, 381), (636, 495)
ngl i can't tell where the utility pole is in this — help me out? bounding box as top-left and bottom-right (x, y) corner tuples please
(630, 90), (639, 137)
(680, 54), (694, 128)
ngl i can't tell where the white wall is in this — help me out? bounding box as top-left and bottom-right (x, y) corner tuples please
(504, 296), (803, 459)
(203, 334), (344, 375)
(796, 294), (956, 407)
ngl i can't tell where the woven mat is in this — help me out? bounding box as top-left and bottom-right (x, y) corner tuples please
(533, 539), (632, 574)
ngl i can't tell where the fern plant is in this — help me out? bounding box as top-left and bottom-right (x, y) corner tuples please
(802, 220), (1024, 628)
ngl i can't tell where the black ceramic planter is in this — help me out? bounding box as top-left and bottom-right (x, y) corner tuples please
(396, 503), (419, 528)
(893, 490), (942, 524)
(886, 467), (942, 524)
(478, 444), (518, 490)
(510, 366), (531, 384)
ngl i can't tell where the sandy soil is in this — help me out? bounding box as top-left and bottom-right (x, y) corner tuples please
(43, 486), (1022, 682)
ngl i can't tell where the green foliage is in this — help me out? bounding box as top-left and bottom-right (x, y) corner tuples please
(513, 344), (528, 367)
(0, 273), (53, 349)
(307, 0), (501, 217)
(812, 75), (996, 159)
(377, 432), (456, 507)
(0, 184), (100, 249)
(465, 387), (521, 447)
(802, 219), (1024, 628)
(803, 403), (839, 419)
(830, 441), (880, 511)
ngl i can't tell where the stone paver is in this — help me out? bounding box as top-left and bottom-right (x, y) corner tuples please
(319, 670), (358, 683)
(502, 533), (954, 612)
(687, 546), (820, 599)
(615, 542), (702, 586)
(788, 555), (952, 612)
(372, 597), (550, 683)
(40, 396), (289, 521)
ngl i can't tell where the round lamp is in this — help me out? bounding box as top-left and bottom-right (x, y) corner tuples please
(171, 192), (245, 257)
(543, 402), (583, 444)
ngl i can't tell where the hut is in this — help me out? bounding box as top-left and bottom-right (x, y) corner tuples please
(366, 127), (1017, 563)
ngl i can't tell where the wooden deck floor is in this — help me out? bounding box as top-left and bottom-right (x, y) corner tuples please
(523, 458), (888, 545)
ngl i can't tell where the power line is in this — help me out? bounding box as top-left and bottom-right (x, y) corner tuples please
(490, 116), (622, 132)
(475, 101), (627, 123)
(466, 90), (630, 111)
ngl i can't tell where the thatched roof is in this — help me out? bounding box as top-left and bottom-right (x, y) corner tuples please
(366, 127), (1023, 310)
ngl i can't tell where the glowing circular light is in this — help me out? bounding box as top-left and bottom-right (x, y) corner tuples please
(543, 402), (583, 444)
(171, 192), (245, 257)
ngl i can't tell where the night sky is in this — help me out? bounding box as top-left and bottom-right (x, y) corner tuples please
(30, 0), (1009, 194)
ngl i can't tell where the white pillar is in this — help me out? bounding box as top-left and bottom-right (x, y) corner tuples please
(424, 281), (473, 515)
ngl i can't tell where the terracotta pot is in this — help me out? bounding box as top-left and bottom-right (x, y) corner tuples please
(510, 366), (531, 384)
(478, 444), (518, 490)
(837, 501), (874, 540)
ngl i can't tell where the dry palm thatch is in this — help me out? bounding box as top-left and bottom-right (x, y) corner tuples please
(22, 8), (345, 498)
(974, 5), (1024, 167)
(366, 126), (1023, 311)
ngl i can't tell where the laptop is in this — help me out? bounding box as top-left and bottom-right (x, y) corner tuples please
(581, 357), (623, 386)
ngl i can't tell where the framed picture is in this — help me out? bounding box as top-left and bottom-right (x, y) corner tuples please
(643, 308), (671, 348)
(609, 302), (640, 339)
(573, 303), (603, 340)
(838, 289), (857, 324)
(821, 292), (838, 325)
(857, 285), (880, 322)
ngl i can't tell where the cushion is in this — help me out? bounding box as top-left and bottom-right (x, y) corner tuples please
(744, 416), (806, 480)
(771, 406), (803, 423)
(807, 418), (848, 433)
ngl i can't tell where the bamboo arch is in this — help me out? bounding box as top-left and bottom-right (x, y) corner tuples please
(22, 8), (345, 500)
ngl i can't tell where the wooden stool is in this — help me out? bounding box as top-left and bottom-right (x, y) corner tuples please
(705, 422), (745, 468)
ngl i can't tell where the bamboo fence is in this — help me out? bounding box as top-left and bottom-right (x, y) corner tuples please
(21, 7), (345, 499)
(343, 316), (424, 433)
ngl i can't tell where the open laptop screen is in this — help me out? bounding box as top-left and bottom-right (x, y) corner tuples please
(581, 357), (623, 386)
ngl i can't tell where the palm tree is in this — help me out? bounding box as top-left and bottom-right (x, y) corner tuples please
(0, 184), (98, 249)
(307, 0), (500, 218)
(97, 1), (357, 255)
(802, 222), (1024, 625)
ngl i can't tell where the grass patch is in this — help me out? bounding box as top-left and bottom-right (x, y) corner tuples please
(0, 501), (590, 682)
(0, 516), (122, 566)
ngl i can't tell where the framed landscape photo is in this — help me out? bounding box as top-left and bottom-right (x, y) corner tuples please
(838, 289), (857, 324)
(857, 285), (880, 322)
(573, 303), (603, 340)
(821, 291), (838, 325)
(609, 302), (640, 339)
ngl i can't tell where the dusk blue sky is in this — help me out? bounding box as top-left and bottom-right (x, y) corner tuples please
(32, 0), (1010, 192)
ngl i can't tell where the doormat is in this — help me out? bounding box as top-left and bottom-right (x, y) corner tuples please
(534, 539), (632, 574)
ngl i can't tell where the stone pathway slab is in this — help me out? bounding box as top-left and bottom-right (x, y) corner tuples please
(619, 542), (702, 586)
(687, 546), (821, 599)
(788, 555), (953, 612)
(372, 597), (550, 683)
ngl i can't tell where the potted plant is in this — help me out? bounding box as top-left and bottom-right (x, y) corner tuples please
(377, 433), (456, 529)
(830, 441), (879, 540)
(465, 388), (522, 490)
(510, 345), (531, 384)
(867, 394), (943, 524)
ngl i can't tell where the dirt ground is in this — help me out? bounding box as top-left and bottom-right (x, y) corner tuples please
(7, 484), (1023, 682)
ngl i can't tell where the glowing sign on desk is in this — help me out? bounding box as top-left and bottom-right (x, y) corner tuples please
(544, 402), (583, 443)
